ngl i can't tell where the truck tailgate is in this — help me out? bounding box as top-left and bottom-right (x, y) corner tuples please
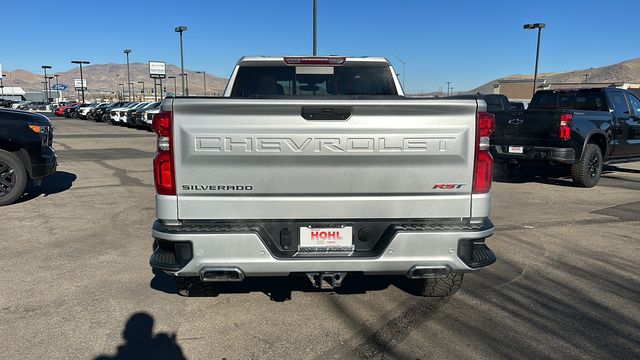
(171, 98), (479, 220)
(492, 109), (560, 145)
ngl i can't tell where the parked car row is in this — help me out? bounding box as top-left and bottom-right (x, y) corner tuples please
(54, 101), (161, 130)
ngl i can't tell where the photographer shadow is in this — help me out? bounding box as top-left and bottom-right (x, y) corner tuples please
(95, 312), (186, 360)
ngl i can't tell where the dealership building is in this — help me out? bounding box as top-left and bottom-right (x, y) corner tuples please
(0, 86), (63, 102)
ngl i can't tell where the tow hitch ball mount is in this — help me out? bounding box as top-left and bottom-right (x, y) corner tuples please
(306, 272), (347, 289)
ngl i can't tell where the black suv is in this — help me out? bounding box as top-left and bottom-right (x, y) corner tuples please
(0, 108), (57, 205)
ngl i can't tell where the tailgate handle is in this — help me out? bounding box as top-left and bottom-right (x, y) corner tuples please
(301, 106), (352, 121)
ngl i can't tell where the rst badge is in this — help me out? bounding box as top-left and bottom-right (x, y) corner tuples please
(433, 183), (466, 190)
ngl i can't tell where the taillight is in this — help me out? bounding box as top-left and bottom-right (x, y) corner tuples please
(283, 56), (346, 65)
(152, 111), (175, 195)
(559, 113), (572, 140)
(473, 112), (495, 193)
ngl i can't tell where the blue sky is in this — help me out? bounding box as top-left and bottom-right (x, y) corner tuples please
(2, 0), (639, 92)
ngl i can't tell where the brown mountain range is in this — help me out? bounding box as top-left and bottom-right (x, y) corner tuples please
(3, 63), (228, 97)
(466, 58), (640, 94)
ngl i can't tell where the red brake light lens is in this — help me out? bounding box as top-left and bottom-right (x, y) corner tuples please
(153, 111), (172, 137)
(473, 150), (493, 193)
(478, 112), (496, 137)
(559, 113), (572, 140)
(284, 56), (346, 65)
(152, 111), (175, 195)
(154, 151), (175, 195)
(473, 112), (495, 194)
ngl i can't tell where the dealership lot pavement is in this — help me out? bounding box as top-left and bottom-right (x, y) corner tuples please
(1, 118), (639, 359)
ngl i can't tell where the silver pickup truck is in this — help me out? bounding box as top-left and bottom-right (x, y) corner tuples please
(150, 56), (496, 297)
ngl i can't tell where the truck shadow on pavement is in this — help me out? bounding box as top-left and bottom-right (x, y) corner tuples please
(603, 164), (640, 174)
(13, 171), (76, 204)
(493, 165), (576, 187)
(94, 312), (186, 360)
(494, 164), (640, 188)
(150, 270), (413, 302)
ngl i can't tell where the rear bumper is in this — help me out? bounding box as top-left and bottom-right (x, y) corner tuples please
(491, 145), (576, 164)
(150, 219), (496, 277)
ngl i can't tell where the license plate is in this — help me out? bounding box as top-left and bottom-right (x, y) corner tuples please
(508, 146), (524, 154)
(299, 226), (353, 252)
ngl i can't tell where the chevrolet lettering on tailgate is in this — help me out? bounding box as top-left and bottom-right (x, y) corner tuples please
(195, 136), (454, 154)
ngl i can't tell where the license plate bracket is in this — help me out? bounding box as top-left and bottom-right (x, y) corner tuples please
(299, 225), (354, 253)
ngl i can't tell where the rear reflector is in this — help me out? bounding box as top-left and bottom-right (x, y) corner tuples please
(284, 56), (346, 65)
(473, 112), (495, 193)
(559, 113), (572, 140)
(152, 111), (175, 195)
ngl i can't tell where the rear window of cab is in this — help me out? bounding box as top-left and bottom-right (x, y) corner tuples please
(529, 91), (608, 111)
(230, 64), (398, 97)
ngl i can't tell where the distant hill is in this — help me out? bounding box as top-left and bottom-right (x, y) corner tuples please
(465, 58), (640, 94)
(3, 63), (228, 97)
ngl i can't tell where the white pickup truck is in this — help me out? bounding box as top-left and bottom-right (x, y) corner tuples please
(150, 56), (496, 297)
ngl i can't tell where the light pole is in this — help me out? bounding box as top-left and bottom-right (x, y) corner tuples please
(41, 81), (48, 101)
(71, 60), (90, 103)
(118, 83), (125, 101)
(47, 76), (54, 103)
(180, 73), (189, 97)
(0, 74), (4, 99)
(168, 76), (177, 96)
(523, 23), (545, 97)
(385, 53), (406, 90)
(583, 74), (589, 84)
(138, 81), (145, 101)
(124, 49), (132, 101)
(446, 82), (451, 96)
(129, 82), (135, 102)
(175, 26), (188, 96)
(450, 87), (455, 95)
(42, 65), (51, 102)
(313, 0), (317, 55)
(196, 71), (206, 96)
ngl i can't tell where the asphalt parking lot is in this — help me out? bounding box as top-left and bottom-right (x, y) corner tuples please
(2, 117), (639, 359)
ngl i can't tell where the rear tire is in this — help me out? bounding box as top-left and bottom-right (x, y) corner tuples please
(571, 144), (602, 188)
(405, 273), (464, 297)
(0, 150), (28, 206)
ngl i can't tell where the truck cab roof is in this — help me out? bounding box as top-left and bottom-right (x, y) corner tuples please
(236, 56), (392, 66)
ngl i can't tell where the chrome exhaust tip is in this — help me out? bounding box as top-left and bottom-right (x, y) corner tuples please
(407, 266), (450, 279)
(199, 267), (245, 282)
